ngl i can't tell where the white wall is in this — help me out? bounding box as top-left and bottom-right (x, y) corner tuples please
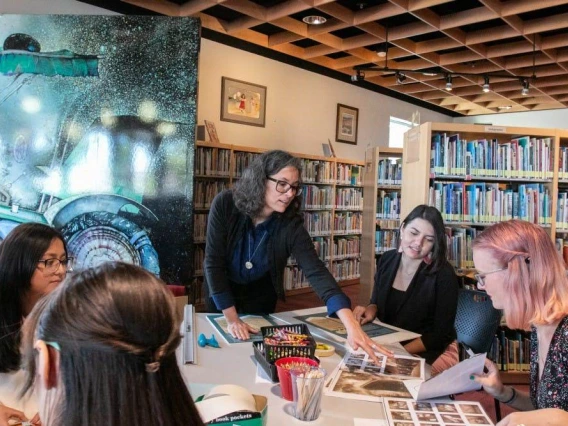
(454, 109), (568, 130)
(1, 0), (453, 160)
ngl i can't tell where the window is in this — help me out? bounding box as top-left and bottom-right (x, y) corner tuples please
(389, 116), (412, 148)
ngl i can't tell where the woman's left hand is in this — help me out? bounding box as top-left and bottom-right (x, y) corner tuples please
(497, 408), (568, 426)
(336, 308), (394, 364)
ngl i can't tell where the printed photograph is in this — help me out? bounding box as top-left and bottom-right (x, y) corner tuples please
(440, 413), (465, 423)
(465, 415), (491, 424)
(391, 411), (412, 421)
(460, 404), (483, 415)
(332, 370), (412, 399)
(384, 356), (423, 379)
(388, 400), (409, 410)
(435, 403), (458, 413)
(416, 412), (438, 422)
(413, 402), (434, 412)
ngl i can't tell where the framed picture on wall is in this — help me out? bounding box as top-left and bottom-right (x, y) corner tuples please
(335, 103), (359, 145)
(220, 77), (267, 127)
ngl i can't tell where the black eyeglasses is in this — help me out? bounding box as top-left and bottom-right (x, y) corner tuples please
(37, 257), (75, 274)
(266, 176), (302, 195)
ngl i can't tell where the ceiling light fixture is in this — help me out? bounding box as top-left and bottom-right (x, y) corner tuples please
(482, 76), (490, 93)
(396, 71), (406, 84)
(302, 15), (327, 25)
(376, 43), (387, 57)
(445, 74), (453, 91)
(521, 78), (530, 96)
(351, 69), (365, 82)
(498, 105), (512, 110)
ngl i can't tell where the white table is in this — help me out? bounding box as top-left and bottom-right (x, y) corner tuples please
(178, 312), (388, 425)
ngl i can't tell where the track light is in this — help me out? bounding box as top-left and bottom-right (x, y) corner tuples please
(521, 78), (530, 96)
(482, 76), (490, 93)
(351, 69), (365, 82)
(376, 42), (388, 58)
(445, 74), (453, 91)
(396, 71), (406, 84)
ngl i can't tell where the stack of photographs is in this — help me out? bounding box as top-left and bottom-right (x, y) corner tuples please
(325, 350), (424, 402)
(384, 398), (494, 426)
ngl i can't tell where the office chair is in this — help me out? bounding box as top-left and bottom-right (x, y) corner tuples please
(454, 288), (503, 420)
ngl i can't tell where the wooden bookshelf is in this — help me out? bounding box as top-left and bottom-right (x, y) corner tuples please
(360, 146), (402, 304)
(192, 140), (364, 306)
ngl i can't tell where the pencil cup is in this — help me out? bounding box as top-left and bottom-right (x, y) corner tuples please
(275, 357), (319, 401)
(290, 367), (326, 422)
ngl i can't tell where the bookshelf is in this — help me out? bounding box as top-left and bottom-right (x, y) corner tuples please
(360, 146), (402, 304)
(192, 141), (364, 306)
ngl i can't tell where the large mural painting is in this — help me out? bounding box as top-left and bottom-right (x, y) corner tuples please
(0, 15), (200, 284)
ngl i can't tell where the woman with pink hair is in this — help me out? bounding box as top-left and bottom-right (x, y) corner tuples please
(472, 220), (568, 425)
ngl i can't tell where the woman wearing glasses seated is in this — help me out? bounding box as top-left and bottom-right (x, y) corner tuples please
(0, 223), (72, 426)
(204, 150), (391, 361)
(472, 220), (568, 425)
(20, 262), (204, 426)
(352, 205), (459, 369)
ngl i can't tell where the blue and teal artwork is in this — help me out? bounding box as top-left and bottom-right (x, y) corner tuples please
(0, 15), (200, 284)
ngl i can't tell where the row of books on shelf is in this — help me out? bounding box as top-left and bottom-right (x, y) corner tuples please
(283, 258), (361, 291)
(335, 188), (363, 210)
(194, 181), (227, 209)
(301, 159), (334, 183)
(376, 190), (400, 219)
(489, 327), (531, 373)
(234, 152), (260, 177)
(288, 236), (361, 265)
(555, 191), (568, 229)
(428, 181), (552, 225)
(377, 158), (402, 185)
(336, 164), (362, 185)
(445, 227), (478, 270)
(559, 147), (568, 180)
(193, 213), (208, 241)
(195, 147), (231, 176)
(375, 230), (399, 254)
(430, 133), (553, 178)
(303, 211), (363, 235)
(194, 246), (204, 273)
(301, 186), (363, 210)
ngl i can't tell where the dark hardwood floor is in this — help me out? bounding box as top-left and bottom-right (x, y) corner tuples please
(275, 284), (360, 312)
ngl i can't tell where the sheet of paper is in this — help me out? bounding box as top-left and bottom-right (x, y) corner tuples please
(206, 314), (277, 344)
(404, 353), (486, 400)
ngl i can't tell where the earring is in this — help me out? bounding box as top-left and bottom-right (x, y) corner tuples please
(398, 242), (403, 253)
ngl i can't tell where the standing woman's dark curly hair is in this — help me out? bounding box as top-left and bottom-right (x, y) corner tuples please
(0, 223), (67, 373)
(21, 262), (204, 426)
(233, 150), (303, 218)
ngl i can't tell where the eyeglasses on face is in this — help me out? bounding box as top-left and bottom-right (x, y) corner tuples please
(266, 176), (302, 195)
(474, 266), (507, 288)
(37, 257), (75, 273)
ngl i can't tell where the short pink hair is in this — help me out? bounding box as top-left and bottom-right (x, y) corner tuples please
(472, 220), (568, 330)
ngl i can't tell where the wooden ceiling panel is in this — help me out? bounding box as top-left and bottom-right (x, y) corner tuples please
(100, 0), (568, 116)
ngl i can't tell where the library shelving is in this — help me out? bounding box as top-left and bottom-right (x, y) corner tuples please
(401, 122), (568, 272)
(360, 146), (402, 304)
(192, 141), (364, 306)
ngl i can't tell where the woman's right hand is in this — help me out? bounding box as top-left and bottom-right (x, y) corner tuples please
(353, 304), (378, 325)
(227, 318), (259, 340)
(0, 405), (28, 426)
(471, 358), (506, 399)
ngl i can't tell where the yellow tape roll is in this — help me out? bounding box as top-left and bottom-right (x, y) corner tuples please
(315, 342), (335, 357)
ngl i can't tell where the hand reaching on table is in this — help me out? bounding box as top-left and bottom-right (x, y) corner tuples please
(0, 405), (28, 426)
(353, 304), (378, 325)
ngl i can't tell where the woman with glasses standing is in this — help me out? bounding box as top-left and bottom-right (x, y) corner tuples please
(472, 220), (568, 425)
(0, 222), (72, 426)
(204, 150), (391, 361)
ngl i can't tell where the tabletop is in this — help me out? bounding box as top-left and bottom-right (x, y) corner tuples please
(178, 310), (389, 426)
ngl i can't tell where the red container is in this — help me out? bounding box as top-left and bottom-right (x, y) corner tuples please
(275, 356), (319, 401)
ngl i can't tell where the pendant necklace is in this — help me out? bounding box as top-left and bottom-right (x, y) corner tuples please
(246, 231), (268, 270)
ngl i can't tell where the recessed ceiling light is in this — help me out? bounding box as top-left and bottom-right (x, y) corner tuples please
(498, 105), (512, 110)
(302, 15), (327, 25)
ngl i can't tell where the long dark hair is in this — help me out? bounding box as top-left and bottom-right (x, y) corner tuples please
(233, 150), (303, 218)
(401, 205), (447, 273)
(21, 262), (204, 426)
(0, 223), (67, 373)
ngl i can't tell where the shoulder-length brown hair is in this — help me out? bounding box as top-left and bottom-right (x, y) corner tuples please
(21, 262), (204, 426)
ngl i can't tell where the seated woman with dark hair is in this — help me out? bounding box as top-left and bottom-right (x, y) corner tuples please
(353, 205), (459, 368)
(20, 262), (204, 426)
(0, 223), (70, 426)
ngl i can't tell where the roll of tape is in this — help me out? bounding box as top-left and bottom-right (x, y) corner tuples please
(315, 342), (335, 357)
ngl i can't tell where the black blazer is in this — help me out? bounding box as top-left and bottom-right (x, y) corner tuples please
(204, 190), (347, 304)
(371, 249), (458, 364)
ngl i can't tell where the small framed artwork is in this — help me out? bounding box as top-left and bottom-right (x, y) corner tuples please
(204, 120), (220, 143)
(220, 77), (267, 127)
(335, 103), (359, 145)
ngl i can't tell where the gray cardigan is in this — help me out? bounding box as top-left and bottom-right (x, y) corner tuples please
(203, 190), (349, 309)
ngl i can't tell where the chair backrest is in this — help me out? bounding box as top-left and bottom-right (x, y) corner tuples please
(454, 288), (502, 354)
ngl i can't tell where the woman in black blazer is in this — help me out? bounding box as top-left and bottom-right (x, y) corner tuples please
(353, 205), (458, 365)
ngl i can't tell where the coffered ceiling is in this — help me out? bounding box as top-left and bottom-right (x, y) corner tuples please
(83, 0), (568, 116)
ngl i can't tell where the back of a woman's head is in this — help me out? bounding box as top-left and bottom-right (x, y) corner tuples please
(22, 262), (204, 426)
(473, 220), (568, 329)
(0, 223), (66, 373)
(233, 150), (303, 218)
